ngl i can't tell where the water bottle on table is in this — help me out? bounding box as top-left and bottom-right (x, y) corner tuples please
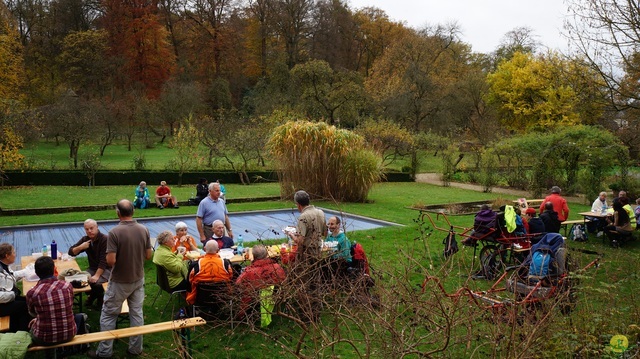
(51, 240), (57, 260)
(236, 234), (244, 256)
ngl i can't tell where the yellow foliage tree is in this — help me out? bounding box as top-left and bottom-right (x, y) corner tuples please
(487, 51), (602, 132)
(0, 125), (25, 185)
(0, 1), (25, 110)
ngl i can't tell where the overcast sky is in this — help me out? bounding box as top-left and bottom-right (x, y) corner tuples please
(347, 0), (571, 54)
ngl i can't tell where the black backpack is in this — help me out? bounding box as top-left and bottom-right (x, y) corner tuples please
(443, 227), (459, 258)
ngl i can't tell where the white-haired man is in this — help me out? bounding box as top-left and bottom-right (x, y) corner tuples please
(69, 219), (111, 307)
(196, 182), (233, 244)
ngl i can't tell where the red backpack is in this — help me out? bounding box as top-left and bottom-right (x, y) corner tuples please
(350, 242), (370, 275)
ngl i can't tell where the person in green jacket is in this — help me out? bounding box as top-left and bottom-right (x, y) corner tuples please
(152, 231), (189, 292)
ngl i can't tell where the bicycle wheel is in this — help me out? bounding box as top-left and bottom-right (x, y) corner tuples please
(479, 244), (505, 280)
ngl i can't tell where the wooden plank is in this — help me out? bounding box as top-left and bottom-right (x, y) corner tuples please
(28, 317), (206, 351)
(0, 316), (10, 332)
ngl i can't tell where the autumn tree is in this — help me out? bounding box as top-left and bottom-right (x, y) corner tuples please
(158, 80), (204, 134)
(290, 59), (368, 126)
(493, 26), (540, 64)
(57, 30), (111, 98)
(365, 25), (469, 173)
(352, 6), (407, 76)
(46, 91), (96, 168)
(564, 0), (640, 110)
(272, 0), (315, 68)
(0, 1), (25, 109)
(487, 51), (605, 133)
(0, 125), (25, 186)
(355, 118), (414, 167)
(102, 0), (176, 98)
(309, 0), (358, 71)
(168, 116), (203, 185)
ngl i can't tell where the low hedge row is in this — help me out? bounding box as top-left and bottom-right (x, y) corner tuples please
(3, 170), (413, 186)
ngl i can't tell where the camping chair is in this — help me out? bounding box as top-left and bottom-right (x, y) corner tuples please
(151, 264), (187, 317)
(192, 281), (234, 328)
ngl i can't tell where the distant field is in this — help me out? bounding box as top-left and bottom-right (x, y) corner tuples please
(19, 139), (445, 172)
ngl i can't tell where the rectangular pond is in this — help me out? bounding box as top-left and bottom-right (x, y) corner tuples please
(0, 208), (400, 260)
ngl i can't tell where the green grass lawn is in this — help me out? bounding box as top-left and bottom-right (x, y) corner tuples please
(15, 182), (639, 358)
(19, 139), (444, 173)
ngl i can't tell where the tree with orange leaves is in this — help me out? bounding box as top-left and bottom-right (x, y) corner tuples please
(102, 0), (176, 99)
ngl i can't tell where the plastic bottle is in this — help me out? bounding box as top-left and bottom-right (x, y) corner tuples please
(51, 240), (57, 260)
(236, 234), (244, 256)
(42, 244), (48, 257)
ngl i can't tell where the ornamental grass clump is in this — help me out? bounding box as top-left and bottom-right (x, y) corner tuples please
(268, 120), (381, 202)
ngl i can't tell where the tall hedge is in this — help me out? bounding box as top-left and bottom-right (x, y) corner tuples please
(268, 121), (382, 202)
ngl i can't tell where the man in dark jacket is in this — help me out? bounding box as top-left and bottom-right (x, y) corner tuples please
(539, 202), (561, 233)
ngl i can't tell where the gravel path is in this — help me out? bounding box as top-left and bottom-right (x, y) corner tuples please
(414, 173), (585, 204)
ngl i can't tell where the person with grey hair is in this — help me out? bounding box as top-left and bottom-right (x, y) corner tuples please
(153, 230), (190, 292)
(196, 182), (233, 244)
(69, 218), (111, 307)
(173, 221), (198, 252)
(538, 186), (569, 222)
(207, 219), (234, 249)
(235, 245), (285, 319)
(134, 181), (150, 209)
(186, 240), (232, 305)
(89, 199), (152, 358)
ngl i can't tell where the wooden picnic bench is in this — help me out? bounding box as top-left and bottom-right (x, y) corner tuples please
(27, 316), (206, 352)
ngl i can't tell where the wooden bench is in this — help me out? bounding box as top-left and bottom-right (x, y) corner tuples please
(0, 316), (10, 332)
(561, 219), (591, 237)
(27, 316), (206, 352)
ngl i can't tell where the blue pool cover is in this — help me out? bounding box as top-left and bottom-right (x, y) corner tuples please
(0, 208), (399, 260)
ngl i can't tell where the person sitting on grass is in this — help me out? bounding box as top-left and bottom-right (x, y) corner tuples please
(153, 231), (190, 292)
(172, 222), (199, 253)
(235, 245), (286, 320)
(155, 181), (179, 209)
(133, 181), (150, 209)
(27, 256), (87, 346)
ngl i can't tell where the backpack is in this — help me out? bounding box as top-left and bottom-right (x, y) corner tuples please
(529, 250), (552, 277)
(442, 227), (458, 258)
(569, 223), (587, 242)
(350, 242), (370, 275)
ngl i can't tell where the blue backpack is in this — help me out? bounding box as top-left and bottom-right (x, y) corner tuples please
(529, 250), (552, 277)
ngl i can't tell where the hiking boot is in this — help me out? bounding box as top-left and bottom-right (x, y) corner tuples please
(157, 204), (164, 209)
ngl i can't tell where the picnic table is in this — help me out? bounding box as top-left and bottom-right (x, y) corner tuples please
(21, 255), (92, 311)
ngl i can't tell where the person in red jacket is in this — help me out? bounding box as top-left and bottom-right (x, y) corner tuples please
(155, 181), (179, 209)
(235, 245), (285, 319)
(539, 186), (570, 222)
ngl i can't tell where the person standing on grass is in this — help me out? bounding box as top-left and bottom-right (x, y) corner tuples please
(286, 190), (327, 323)
(196, 182), (233, 244)
(27, 256), (87, 346)
(538, 186), (569, 222)
(68, 219), (111, 307)
(89, 199), (152, 359)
